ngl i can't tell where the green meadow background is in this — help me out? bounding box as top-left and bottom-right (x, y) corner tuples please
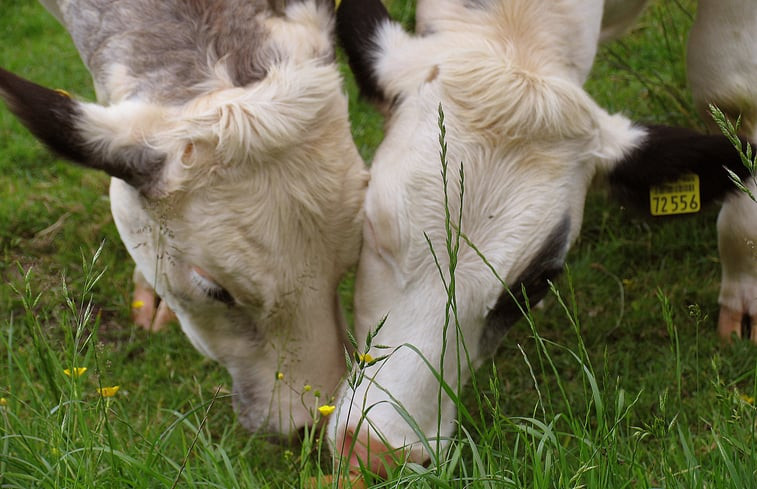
(0, 0), (755, 487)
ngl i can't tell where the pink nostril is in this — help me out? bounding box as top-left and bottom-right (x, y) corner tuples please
(336, 430), (395, 478)
(337, 431), (361, 468)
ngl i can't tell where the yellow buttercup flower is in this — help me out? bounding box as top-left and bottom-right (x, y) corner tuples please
(739, 393), (755, 405)
(317, 404), (336, 417)
(276, 371), (284, 380)
(0, 398), (7, 406)
(97, 386), (120, 397)
(358, 353), (374, 363)
(63, 367), (87, 378)
(131, 300), (145, 309)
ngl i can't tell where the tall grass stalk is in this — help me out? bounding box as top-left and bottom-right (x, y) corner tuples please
(710, 104), (757, 201)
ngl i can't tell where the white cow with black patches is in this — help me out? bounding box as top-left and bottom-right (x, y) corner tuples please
(0, 0), (368, 436)
(602, 0), (757, 343)
(333, 0), (752, 475)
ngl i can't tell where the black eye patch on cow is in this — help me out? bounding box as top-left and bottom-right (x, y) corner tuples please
(480, 215), (571, 357)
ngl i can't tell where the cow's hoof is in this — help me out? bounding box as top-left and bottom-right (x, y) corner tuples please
(718, 305), (756, 343)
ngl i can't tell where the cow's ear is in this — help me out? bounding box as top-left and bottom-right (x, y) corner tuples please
(605, 124), (752, 210)
(336, 0), (394, 105)
(0, 67), (166, 195)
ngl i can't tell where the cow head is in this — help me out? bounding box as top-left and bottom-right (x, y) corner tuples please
(332, 0), (751, 475)
(0, 0), (368, 436)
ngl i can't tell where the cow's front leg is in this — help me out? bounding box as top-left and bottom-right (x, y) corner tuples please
(131, 267), (176, 331)
(717, 186), (757, 343)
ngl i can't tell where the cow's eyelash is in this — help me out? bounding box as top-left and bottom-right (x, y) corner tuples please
(190, 270), (235, 305)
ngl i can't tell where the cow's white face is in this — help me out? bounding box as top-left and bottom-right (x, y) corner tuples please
(330, 0), (647, 472)
(111, 177), (359, 433)
(333, 110), (643, 466)
(103, 72), (367, 434)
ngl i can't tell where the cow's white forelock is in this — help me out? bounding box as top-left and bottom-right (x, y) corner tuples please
(414, 0), (604, 83)
(266, 0), (334, 65)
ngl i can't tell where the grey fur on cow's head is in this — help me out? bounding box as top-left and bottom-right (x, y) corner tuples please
(1, 0), (368, 436)
(332, 0), (752, 475)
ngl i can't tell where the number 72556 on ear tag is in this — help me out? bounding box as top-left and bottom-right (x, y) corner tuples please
(649, 174), (701, 216)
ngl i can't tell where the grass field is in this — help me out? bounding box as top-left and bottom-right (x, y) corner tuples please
(1, 0), (756, 487)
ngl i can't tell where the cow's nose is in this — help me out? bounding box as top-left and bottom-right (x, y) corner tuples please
(334, 428), (396, 477)
(232, 382), (268, 434)
(234, 401), (295, 443)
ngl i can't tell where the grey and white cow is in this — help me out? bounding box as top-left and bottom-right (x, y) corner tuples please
(0, 0), (368, 435)
(331, 0), (754, 475)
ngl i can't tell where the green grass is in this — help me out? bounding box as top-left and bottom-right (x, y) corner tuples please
(1, 0), (756, 487)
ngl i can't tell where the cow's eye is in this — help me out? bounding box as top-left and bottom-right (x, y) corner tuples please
(190, 267), (235, 305)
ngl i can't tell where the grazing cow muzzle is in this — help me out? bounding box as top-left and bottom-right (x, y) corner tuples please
(1, 0), (368, 436)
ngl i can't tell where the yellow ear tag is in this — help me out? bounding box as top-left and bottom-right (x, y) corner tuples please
(54, 89), (72, 98)
(649, 173), (701, 216)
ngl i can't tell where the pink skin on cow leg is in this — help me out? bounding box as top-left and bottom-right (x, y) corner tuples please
(131, 268), (158, 329)
(131, 283), (157, 329)
(717, 306), (739, 340)
(153, 300), (177, 329)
